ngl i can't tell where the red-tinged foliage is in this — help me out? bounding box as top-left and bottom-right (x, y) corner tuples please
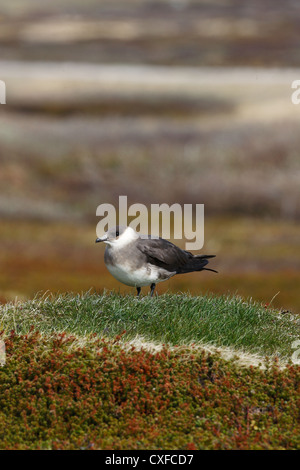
(0, 330), (299, 450)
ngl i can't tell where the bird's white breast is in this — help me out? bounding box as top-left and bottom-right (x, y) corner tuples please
(105, 262), (164, 287)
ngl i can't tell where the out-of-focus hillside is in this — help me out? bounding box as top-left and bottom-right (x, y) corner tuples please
(1, 0), (300, 67)
(1, 0), (299, 221)
(0, 64), (299, 221)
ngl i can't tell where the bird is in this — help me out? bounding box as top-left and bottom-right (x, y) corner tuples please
(95, 225), (217, 297)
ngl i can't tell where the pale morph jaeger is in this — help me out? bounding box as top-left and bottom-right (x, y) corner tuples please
(95, 226), (217, 297)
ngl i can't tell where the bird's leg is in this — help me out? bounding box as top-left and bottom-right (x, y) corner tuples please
(136, 287), (141, 298)
(150, 283), (156, 297)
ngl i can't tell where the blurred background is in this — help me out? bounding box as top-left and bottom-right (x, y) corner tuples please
(0, 0), (299, 311)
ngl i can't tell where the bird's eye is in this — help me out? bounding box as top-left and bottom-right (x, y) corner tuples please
(116, 231), (119, 237)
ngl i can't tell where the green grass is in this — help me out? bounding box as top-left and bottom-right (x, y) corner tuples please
(1, 291), (299, 362)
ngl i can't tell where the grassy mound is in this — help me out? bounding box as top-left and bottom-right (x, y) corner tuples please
(0, 292), (299, 450)
(1, 292), (299, 360)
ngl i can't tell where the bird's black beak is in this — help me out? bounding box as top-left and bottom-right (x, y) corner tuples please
(95, 234), (108, 243)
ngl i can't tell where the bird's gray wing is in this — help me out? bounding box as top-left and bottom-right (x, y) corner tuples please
(136, 237), (190, 272)
(136, 237), (217, 274)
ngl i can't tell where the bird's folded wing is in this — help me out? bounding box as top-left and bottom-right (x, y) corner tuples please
(136, 237), (189, 270)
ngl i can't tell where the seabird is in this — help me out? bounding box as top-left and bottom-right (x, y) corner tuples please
(95, 225), (217, 297)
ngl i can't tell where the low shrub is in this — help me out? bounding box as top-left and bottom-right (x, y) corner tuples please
(0, 330), (299, 450)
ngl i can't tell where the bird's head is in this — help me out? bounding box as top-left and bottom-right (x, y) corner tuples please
(95, 225), (139, 247)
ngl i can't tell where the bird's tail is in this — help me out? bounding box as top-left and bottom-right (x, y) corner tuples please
(177, 254), (218, 274)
